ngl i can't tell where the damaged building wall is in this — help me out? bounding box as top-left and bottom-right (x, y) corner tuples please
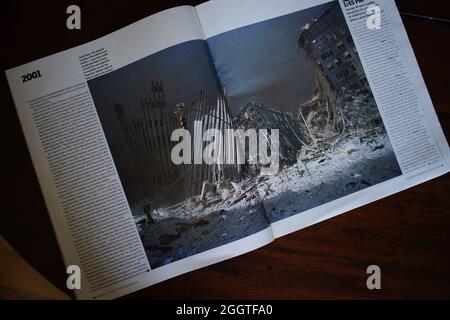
(235, 102), (310, 167)
(179, 90), (242, 196)
(296, 1), (370, 145)
(115, 82), (243, 210)
(298, 2), (368, 94)
(114, 81), (185, 207)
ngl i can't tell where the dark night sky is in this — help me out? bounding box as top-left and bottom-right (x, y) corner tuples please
(207, 3), (331, 115)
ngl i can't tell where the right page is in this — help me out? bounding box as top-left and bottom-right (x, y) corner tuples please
(196, 0), (450, 238)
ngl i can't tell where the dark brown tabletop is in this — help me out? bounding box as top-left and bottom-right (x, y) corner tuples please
(0, 0), (449, 299)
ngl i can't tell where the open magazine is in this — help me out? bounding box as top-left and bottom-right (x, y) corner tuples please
(5, 0), (450, 299)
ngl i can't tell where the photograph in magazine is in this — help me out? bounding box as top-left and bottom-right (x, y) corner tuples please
(88, 1), (402, 269)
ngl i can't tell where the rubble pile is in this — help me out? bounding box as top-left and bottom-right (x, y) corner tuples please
(146, 131), (397, 226)
(136, 100), (401, 267)
(131, 0), (403, 268)
(262, 131), (399, 221)
(341, 91), (384, 132)
(149, 177), (267, 221)
(235, 102), (310, 165)
(137, 85), (398, 231)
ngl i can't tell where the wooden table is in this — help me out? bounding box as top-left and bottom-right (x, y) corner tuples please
(1, 0), (449, 299)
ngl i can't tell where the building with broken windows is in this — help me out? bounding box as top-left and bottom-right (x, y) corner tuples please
(298, 2), (368, 93)
(295, 2), (371, 145)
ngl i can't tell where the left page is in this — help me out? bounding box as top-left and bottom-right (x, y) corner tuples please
(5, 5), (274, 300)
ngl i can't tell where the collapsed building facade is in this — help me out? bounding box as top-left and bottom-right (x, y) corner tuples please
(235, 102), (310, 167)
(296, 1), (370, 144)
(114, 81), (185, 206)
(177, 90), (242, 196)
(114, 83), (242, 208)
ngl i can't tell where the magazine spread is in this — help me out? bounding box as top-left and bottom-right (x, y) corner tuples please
(5, 0), (450, 299)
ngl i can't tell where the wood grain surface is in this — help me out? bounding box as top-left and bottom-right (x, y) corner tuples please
(0, 0), (449, 300)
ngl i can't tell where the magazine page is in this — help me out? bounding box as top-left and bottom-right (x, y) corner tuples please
(5, 5), (274, 300)
(196, 0), (450, 237)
